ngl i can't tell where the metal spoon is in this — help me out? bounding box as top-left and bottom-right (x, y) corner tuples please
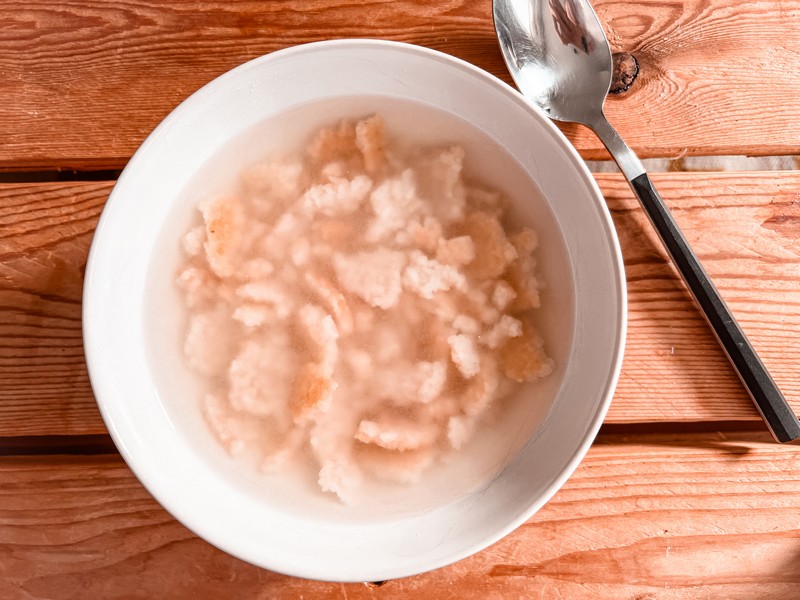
(493, 0), (800, 443)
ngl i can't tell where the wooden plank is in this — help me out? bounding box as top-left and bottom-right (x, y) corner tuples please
(1, 0), (799, 169)
(3, 173), (800, 436)
(1, 432), (799, 598)
(593, 0), (800, 159)
(0, 182), (109, 435)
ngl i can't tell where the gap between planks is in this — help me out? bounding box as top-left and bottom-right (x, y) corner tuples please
(0, 156), (796, 183)
(0, 422), (773, 457)
(0, 169), (123, 183)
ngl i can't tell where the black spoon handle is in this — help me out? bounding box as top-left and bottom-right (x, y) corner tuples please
(590, 114), (800, 443)
(630, 172), (800, 443)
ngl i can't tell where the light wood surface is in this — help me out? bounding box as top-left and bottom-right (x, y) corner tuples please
(1, 0), (799, 170)
(3, 173), (798, 436)
(2, 432), (798, 599)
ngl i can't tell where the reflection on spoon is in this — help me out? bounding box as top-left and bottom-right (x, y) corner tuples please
(548, 0), (594, 53)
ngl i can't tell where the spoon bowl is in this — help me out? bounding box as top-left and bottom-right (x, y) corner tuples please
(494, 0), (611, 124)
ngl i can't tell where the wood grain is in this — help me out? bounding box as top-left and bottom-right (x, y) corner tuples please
(1, 0), (799, 169)
(1, 432), (799, 598)
(2, 173), (800, 436)
(0, 182), (109, 435)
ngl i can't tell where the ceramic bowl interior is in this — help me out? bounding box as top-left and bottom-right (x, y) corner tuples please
(83, 39), (626, 582)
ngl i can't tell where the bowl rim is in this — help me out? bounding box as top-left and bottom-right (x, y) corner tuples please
(83, 38), (627, 581)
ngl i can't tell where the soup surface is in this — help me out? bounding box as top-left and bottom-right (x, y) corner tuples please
(176, 114), (553, 501)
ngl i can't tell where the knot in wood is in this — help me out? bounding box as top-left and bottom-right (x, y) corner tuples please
(610, 52), (639, 94)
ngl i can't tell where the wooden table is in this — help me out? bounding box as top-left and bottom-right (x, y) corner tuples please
(3, 1), (800, 597)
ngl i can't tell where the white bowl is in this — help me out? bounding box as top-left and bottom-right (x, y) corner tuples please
(83, 39), (626, 582)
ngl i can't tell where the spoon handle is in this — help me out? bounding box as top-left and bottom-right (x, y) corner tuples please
(592, 117), (800, 444)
